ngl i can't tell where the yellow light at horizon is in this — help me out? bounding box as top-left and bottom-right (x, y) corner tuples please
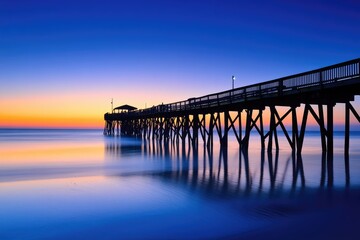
(1, 86), (359, 129)
(0, 91), (107, 128)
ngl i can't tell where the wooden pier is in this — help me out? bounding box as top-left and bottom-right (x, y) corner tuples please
(104, 58), (360, 163)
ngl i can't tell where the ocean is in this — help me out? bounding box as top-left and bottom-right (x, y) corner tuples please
(1, 129), (360, 239)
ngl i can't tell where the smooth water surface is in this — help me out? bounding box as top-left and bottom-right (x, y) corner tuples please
(1, 129), (360, 239)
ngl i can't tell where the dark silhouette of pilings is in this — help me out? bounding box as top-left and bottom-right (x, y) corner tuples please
(104, 58), (360, 183)
(105, 103), (359, 158)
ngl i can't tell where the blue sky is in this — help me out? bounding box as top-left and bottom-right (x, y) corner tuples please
(0, 0), (359, 127)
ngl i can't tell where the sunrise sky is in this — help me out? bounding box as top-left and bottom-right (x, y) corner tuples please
(1, 0), (359, 128)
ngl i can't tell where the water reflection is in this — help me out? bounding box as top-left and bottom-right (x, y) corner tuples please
(105, 140), (142, 156)
(1, 130), (359, 239)
(106, 137), (350, 198)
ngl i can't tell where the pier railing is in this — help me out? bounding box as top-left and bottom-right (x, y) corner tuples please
(112, 58), (360, 117)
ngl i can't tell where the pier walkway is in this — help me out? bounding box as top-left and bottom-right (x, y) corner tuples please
(104, 58), (360, 162)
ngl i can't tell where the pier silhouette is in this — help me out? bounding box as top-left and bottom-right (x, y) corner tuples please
(105, 59), (359, 158)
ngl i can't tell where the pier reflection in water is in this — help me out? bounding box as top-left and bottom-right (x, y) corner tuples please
(106, 135), (350, 196)
(1, 129), (360, 239)
(104, 134), (360, 239)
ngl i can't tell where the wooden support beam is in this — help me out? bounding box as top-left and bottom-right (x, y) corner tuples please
(318, 105), (327, 152)
(159, 117), (164, 141)
(307, 104), (328, 137)
(345, 102), (350, 184)
(169, 118), (174, 141)
(273, 108), (293, 149)
(152, 118), (156, 140)
(229, 113), (241, 144)
(164, 118), (169, 140)
(268, 106), (275, 151)
(207, 113), (215, 149)
(274, 123), (279, 150)
(298, 104), (309, 154)
(238, 110), (242, 148)
(214, 112), (222, 142)
(187, 116), (194, 142)
(241, 109), (253, 149)
(223, 111), (229, 147)
(148, 119), (152, 139)
(116, 121), (120, 136)
(193, 114), (199, 147)
(259, 109), (265, 149)
(176, 116), (182, 141)
(327, 103), (334, 186)
(199, 114), (206, 144)
(207, 139), (214, 176)
(291, 107), (298, 151)
(349, 103), (360, 122)
(264, 108), (292, 139)
(249, 111), (261, 135)
(183, 115), (190, 144)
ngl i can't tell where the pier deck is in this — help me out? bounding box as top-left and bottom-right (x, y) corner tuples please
(104, 58), (360, 165)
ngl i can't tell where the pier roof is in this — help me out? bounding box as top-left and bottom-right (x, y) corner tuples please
(113, 104), (137, 111)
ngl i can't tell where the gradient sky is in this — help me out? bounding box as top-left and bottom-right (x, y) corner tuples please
(0, 0), (359, 128)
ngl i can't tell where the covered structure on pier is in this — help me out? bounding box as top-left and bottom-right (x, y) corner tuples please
(112, 104), (137, 113)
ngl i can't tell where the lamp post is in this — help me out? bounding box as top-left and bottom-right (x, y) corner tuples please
(232, 75), (235, 89)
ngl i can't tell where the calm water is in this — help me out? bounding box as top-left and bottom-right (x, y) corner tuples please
(1, 129), (360, 239)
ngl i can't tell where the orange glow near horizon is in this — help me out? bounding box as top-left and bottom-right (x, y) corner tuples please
(0, 104), (357, 129)
(0, 113), (102, 128)
(0, 82), (194, 128)
(0, 92), (106, 128)
(1, 87), (360, 129)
